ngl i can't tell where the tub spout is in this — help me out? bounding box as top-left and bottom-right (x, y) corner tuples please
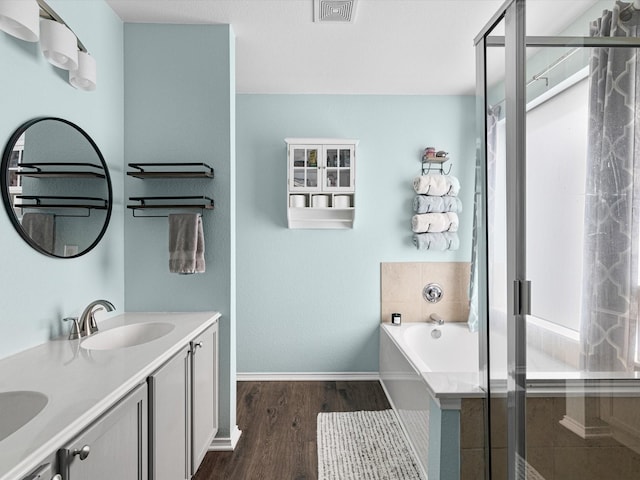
(428, 313), (444, 325)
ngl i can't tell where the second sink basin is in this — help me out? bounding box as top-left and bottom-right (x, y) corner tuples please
(0, 390), (48, 442)
(81, 322), (175, 350)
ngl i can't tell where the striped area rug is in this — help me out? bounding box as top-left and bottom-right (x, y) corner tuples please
(317, 409), (425, 480)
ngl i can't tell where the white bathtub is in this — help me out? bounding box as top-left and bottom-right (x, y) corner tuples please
(379, 322), (483, 480)
(397, 322), (480, 373)
(379, 321), (586, 479)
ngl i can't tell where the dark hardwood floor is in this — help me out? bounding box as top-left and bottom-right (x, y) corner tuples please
(194, 381), (391, 480)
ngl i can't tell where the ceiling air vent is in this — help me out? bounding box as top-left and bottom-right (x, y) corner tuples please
(313, 0), (357, 23)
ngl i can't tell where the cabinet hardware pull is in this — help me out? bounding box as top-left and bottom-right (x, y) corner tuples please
(73, 445), (91, 460)
(195, 342), (203, 349)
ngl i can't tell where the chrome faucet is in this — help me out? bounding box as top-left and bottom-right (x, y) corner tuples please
(78, 300), (115, 337)
(428, 313), (444, 325)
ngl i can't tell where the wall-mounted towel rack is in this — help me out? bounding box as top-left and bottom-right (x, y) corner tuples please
(127, 162), (214, 179)
(17, 162), (106, 178)
(127, 195), (214, 218)
(127, 163), (214, 217)
(15, 195), (109, 217)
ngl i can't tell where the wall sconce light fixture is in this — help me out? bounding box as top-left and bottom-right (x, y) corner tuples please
(39, 18), (77, 70)
(69, 51), (96, 91)
(0, 0), (40, 42)
(0, 0), (96, 91)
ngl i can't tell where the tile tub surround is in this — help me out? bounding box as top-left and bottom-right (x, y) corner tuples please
(487, 394), (640, 480)
(526, 320), (581, 370)
(381, 262), (471, 324)
(0, 311), (220, 480)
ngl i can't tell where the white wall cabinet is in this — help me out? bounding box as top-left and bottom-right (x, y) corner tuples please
(285, 138), (358, 229)
(149, 323), (218, 479)
(57, 383), (147, 480)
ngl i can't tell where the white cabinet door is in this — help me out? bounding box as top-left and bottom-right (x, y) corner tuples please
(322, 145), (355, 192)
(191, 323), (218, 475)
(59, 383), (147, 480)
(289, 145), (322, 192)
(149, 346), (191, 480)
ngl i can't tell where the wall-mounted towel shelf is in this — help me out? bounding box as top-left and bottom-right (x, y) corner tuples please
(17, 162), (106, 178)
(127, 162), (214, 179)
(412, 148), (460, 251)
(127, 163), (214, 217)
(15, 195), (109, 217)
(127, 196), (214, 217)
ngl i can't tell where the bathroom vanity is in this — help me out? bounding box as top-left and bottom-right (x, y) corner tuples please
(0, 311), (220, 480)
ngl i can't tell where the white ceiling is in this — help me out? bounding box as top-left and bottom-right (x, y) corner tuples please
(105, 0), (601, 95)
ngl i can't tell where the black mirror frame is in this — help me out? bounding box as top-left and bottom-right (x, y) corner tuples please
(0, 117), (113, 259)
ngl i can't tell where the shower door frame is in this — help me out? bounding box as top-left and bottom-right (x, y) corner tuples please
(475, 2), (528, 479)
(475, 1), (640, 478)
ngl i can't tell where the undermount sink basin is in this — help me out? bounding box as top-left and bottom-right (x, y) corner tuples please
(0, 391), (48, 442)
(81, 322), (175, 350)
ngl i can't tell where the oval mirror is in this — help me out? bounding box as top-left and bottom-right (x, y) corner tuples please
(1, 117), (112, 258)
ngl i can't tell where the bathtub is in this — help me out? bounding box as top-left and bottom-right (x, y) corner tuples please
(379, 322), (483, 480)
(380, 321), (640, 480)
(396, 322), (480, 373)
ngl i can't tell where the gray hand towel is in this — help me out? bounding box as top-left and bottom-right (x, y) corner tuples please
(169, 213), (206, 274)
(21, 213), (55, 253)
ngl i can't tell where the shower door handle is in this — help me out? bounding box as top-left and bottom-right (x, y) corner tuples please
(513, 280), (531, 316)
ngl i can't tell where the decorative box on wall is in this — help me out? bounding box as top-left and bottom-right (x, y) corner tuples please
(285, 138), (358, 229)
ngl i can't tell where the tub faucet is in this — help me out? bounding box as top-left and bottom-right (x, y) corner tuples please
(79, 300), (115, 337)
(428, 313), (444, 325)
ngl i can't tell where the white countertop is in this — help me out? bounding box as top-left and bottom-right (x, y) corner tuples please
(0, 311), (220, 480)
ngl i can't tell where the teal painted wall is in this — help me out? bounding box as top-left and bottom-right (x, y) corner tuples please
(0, 0), (124, 359)
(236, 94), (475, 373)
(123, 24), (236, 437)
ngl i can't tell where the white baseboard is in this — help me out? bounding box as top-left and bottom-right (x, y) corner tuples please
(209, 425), (242, 451)
(236, 372), (380, 381)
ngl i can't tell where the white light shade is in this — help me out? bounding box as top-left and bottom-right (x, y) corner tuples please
(69, 51), (96, 91)
(0, 0), (39, 42)
(40, 18), (78, 70)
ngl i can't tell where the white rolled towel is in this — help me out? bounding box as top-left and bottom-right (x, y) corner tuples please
(413, 174), (460, 196)
(447, 176), (460, 196)
(411, 212), (459, 233)
(413, 174), (448, 195)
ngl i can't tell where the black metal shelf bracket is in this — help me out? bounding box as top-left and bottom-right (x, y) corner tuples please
(15, 195), (109, 217)
(127, 195), (214, 218)
(127, 162), (214, 179)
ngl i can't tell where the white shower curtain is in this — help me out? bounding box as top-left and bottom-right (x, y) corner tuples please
(468, 106), (501, 333)
(581, 1), (640, 372)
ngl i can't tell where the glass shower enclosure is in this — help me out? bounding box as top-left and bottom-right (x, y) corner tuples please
(475, 0), (640, 478)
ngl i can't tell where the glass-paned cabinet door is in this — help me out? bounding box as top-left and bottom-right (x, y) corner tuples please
(290, 145), (320, 191)
(324, 146), (354, 192)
